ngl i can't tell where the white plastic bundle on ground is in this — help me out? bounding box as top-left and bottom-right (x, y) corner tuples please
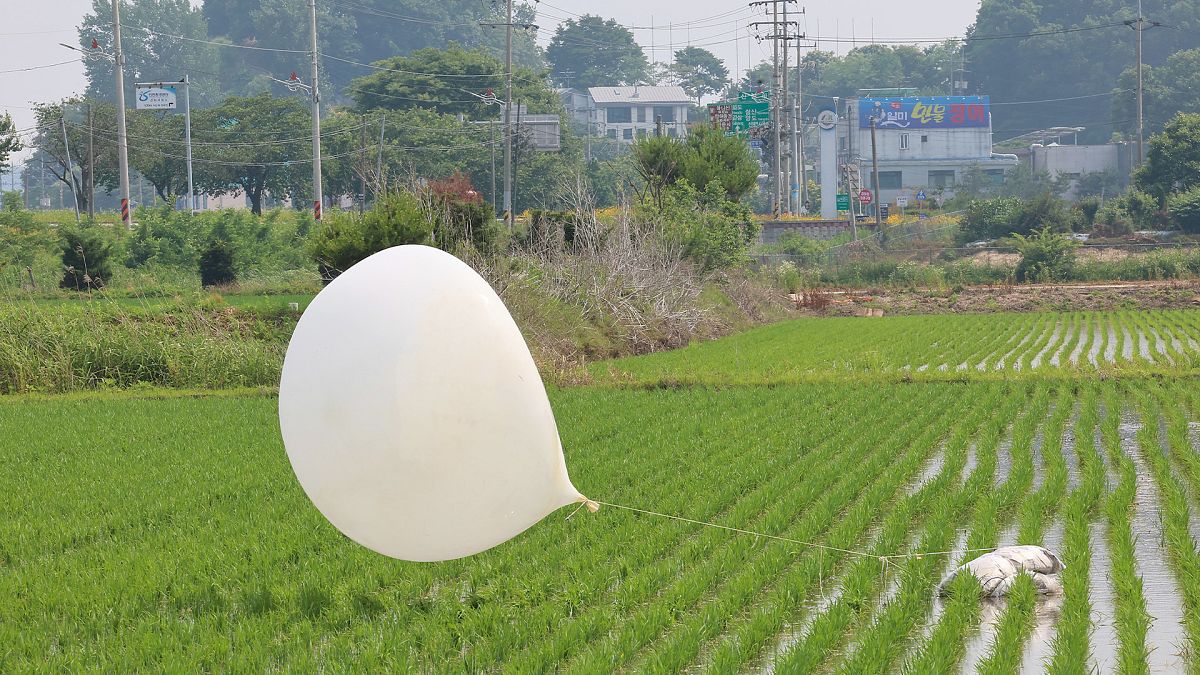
(937, 545), (1066, 597)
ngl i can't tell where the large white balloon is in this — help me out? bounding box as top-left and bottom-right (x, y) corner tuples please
(279, 245), (586, 562)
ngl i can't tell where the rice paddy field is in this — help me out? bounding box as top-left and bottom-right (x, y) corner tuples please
(5, 310), (1200, 672)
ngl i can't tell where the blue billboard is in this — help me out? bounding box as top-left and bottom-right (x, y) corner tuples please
(859, 96), (990, 129)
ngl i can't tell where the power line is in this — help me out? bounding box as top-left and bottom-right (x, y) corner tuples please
(0, 59), (81, 75)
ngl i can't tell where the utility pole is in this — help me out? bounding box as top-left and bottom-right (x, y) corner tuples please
(781, 0), (789, 214)
(870, 112), (881, 230)
(793, 25), (809, 212)
(111, 0), (132, 227)
(86, 102), (95, 220)
(308, 0), (323, 220)
(750, 0), (798, 218)
(183, 75), (194, 213)
(503, 0), (514, 227)
(1125, 1), (1159, 168)
(60, 111), (81, 224)
(359, 118), (367, 214)
(376, 114), (386, 198)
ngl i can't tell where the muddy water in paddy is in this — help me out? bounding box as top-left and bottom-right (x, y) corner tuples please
(1088, 519), (1119, 674)
(1019, 517), (1066, 672)
(1136, 328), (1155, 362)
(1029, 323), (1063, 370)
(1120, 415), (1189, 673)
(1104, 322), (1119, 364)
(1049, 321), (1075, 367)
(1084, 322), (1102, 366)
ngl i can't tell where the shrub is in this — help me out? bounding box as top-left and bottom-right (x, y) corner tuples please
(1167, 186), (1200, 233)
(1013, 227), (1077, 283)
(1008, 192), (1072, 235)
(958, 197), (1022, 242)
(307, 191), (433, 282)
(199, 226), (237, 287)
(59, 225), (113, 290)
(1077, 197), (1102, 230)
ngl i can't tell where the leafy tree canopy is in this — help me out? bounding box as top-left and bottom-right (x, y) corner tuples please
(546, 15), (650, 89)
(669, 47), (729, 104)
(1136, 112), (1200, 199)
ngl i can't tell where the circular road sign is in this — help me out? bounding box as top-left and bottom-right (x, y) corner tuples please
(858, 189), (873, 205)
(817, 110), (837, 130)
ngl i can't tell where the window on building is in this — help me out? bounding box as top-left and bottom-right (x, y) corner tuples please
(607, 106), (632, 123)
(921, 135), (929, 143)
(878, 171), (903, 189)
(667, 127), (678, 137)
(984, 169), (1005, 185)
(607, 128), (617, 139)
(637, 107), (646, 123)
(622, 128), (634, 140)
(928, 170), (956, 187)
(653, 106), (676, 123)
(900, 134), (910, 151)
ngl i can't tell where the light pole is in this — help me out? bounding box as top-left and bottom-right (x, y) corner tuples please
(111, 0), (132, 227)
(308, 0), (323, 220)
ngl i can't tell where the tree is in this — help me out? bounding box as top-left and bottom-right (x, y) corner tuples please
(546, 15), (650, 89)
(0, 113), (21, 173)
(202, 0), (542, 99)
(1014, 227), (1077, 283)
(193, 93), (311, 215)
(669, 47), (728, 104)
(632, 135), (685, 207)
(80, 0), (222, 107)
(681, 124), (759, 201)
(1136, 112), (1200, 200)
(59, 225), (113, 290)
(127, 110), (189, 202)
(199, 224), (236, 286)
(30, 100), (119, 215)
(348, 45), (555, 118)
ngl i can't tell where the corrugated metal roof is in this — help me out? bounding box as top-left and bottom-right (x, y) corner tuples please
(588, 85), (690, 104)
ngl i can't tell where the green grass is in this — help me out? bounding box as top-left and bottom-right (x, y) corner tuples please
(5, 309), (1200, 671)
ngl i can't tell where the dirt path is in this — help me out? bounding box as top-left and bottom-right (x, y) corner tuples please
(804, 280), (1200, 316)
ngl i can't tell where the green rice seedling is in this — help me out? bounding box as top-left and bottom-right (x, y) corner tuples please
(1047, 386), (1104, 673)
(1096, 387), (1152, 674)
(1129, 385), (1200, 669)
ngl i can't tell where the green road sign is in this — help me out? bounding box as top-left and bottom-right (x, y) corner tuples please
(836, 193), (851, 211)
(708, 98), (771, 135)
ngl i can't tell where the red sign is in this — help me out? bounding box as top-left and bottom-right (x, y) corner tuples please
(858, 189), (873, 205)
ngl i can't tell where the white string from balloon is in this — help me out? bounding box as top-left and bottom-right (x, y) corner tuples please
(583, 498), (999, 566)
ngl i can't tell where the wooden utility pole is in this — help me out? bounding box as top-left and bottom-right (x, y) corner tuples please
(86, 103), (95, 221)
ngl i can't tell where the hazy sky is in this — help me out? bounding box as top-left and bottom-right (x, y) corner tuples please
(1, 0), (979, 162)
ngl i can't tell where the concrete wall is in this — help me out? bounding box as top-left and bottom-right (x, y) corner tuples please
(760, 220), (855, 244)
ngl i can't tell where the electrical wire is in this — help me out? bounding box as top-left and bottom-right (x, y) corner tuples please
(0, 59), (81, 75)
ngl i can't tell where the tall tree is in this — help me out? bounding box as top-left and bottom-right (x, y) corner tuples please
(192, 93), (311, 214)
(80, 0), (221, 106)
(1135, 112), (1200, 199)
(347, 45), (556, 119)
(546, 15), (649, 89)
(30, 100), (119, 215)
(670, 47), (729, 104)
(0, 113), (21, 172)
(201, 0), (543, 102)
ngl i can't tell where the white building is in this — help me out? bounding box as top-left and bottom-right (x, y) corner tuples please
(840, 96), (1018, 205)
(588, 85), (691, 143)
(1029, 142), (1132, 199)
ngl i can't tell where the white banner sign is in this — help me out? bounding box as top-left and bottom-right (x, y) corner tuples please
(135, 85), (177, 110)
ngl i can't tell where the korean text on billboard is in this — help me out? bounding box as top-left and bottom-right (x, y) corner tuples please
(858, 96), (989, 129)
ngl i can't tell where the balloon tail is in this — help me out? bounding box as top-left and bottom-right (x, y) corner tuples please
(577, 495), (600, 513)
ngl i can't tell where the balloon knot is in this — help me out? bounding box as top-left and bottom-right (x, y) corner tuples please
(577, 495), (600, 513)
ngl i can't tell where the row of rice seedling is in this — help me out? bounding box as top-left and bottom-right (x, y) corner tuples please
(1128, 385), (1200, 669)
(973, 386), (1074, 670)
(1097, 387), (1154, 673)
(1046, 386), (1106, 672)
(699, 384), (1027, 673)
(901, 385), (1052, 672)
(831, 389), (1027, 673)
(478, 386), (890, 672)
(556, 387), (964, 673)
(1146, 382), (1200, 663)
(702, 384), (1018, 672)
(595, 310), (1200, 385)
(765, 387), (1028, 673)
